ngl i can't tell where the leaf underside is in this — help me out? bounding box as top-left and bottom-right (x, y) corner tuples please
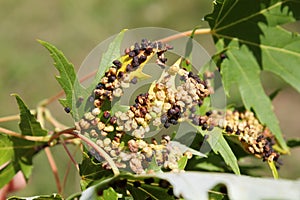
(79, 172), (300, 200)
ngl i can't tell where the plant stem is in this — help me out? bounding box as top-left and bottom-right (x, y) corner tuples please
(51, 128), (120, 176)
(0, 110), (36, 123)
(61, 142), (80, 195)
(39, 90), (65, 106)
(77, 133), (120, 176)
(44, 109), (69, 130)
(45, 147), (62, 194)
(159, 28), (211, 43)
(0, 127), (50, 142)
(61, 139), (79, 171)
(68, 131), (120, 176)
(0, 115), (19, 123)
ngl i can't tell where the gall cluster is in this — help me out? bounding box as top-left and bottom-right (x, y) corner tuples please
(74, 39), (282, 173)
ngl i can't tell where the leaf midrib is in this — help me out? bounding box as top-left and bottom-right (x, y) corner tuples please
(214, 33), (300, 57)
(214, 0), (286, 32)
(55, 52), (74, 92)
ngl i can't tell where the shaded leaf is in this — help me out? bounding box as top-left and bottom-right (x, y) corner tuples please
(0, 95), (47, 188)
(209, 183), (229, 200)
(80, 174), (175, 200)
(205, 0), (300, 152)
(79, 152), (113, 190)
(287, 138), (300, 148)
(0, 134), (13, 168)
(13, 95), (47, 137)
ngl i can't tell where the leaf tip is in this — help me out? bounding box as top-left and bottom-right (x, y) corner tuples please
(37, 39), (47, 46)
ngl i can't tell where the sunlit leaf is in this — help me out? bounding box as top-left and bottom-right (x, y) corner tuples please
(220, 42), (287, 152)
(197, 127), (240, 175)
(39, 40), (88, 120)
(0, 134), (13, 169)
(99, 187), (119, 200)
(89, 29), (127, 90)
(177, 155), (188, 170)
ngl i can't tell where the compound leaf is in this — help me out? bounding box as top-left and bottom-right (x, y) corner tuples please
(221, 43), (287, 153)
(204, 0), (300, 151)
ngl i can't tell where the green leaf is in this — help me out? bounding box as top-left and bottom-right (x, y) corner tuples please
(80, 174), (175, 200)
(260, 25), (300, 93)
(0, 134), (14, 168)
(79, 152), (113, 190)
(287, 138), (300, 148)
(99, 187), (119, 200)
(177, 155), (188, 170)
(209, 184), (229, 200)
(0, 134), (17, 188)
(198, 127), (240, 175)
(187, 159), (225, 172)
(39, 40), (87, 120)
(89, 29), (127, 91)
(220, 43), (288, 151)
(13, 95), (47, 137)
(0, 95), (47, 188)
(205, 0), (300, 152)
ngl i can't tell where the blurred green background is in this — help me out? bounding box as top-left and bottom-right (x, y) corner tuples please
(0, 0), (299, 198)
